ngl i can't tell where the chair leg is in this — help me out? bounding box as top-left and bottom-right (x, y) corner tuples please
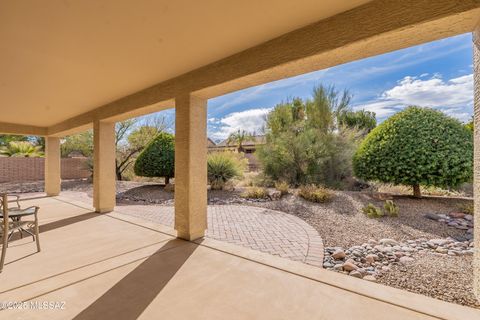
(34, 217), (40, 253)
(0, 233), (7, 273)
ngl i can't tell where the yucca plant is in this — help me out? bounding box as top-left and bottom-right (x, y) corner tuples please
(207, 152), (247, 190)
(0, 141), (44, 157)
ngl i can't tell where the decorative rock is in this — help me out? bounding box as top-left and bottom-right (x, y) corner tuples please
(379, 239), (398, 246)
(332, 249), (346, 260)
(349, 270), (363, 278)
(342, 261), (358, 272)
(363, 275), (376, 282)
(435, 247), (448, 254)
(448, 212), (465, 219)
(399, 256), (414, 264)
(365, 254), (377, 264)
(333, 264), (343, 271)
(424, 213), (441, 220)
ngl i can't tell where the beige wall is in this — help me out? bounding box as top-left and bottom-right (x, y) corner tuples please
(473, 28), (480, 301)
(0, 158), (90, 183)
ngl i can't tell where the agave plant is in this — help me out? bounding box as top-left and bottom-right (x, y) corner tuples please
(0, 141), (44, 157)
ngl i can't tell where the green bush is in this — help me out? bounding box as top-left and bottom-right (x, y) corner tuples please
(241, 187), (268, 199)
(383, 200), (399, 217)
(207, 152), (247, 190)
(353, 106), (473, 197)
(134, 132), (175, 184)
(257, 85), (363, 188)
(362, 203), (383, 218)
(298, 185), (333, 203)
(275, 181), (290, 196)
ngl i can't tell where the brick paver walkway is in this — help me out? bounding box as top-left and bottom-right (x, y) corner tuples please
(40, 191), (324, 267)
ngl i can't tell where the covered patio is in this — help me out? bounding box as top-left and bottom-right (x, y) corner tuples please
(0, 195), (478, 319)
(1, 0), (480, 318)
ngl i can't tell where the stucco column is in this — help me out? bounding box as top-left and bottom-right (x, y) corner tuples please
(473, 29), (480, 301)
(174, 94), (207, 240)
(93, 120), (116, 213)
(44, 137), (61, 196)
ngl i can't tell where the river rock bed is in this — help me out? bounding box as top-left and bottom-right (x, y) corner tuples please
(323, 237), (474, 281)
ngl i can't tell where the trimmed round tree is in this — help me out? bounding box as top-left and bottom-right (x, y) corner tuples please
(134, 132), (175, 184)
(353, 106), (473, 197)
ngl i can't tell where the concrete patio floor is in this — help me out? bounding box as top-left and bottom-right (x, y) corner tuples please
(1, 196), (479, 319)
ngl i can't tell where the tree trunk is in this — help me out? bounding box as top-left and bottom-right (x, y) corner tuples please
(165, 176), (170, 185)
(413, 184), (421, 198)
(116, 168), (123, 181)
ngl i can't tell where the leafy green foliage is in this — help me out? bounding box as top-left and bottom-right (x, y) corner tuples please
(207, 152), (247, 190)
(241, 187), (268, 199)
(134, 132), (175, 184)
(298, 185), (333, 203)
(362, 203), (383, 218)
(338, 110), (376, 133)
(0, 141), (44, 157)
(226, 130), (255, 153)
(258, 85), (366, 187)
(61, 131), (94, 158)
(0, 135), (29, 146)
(383, 200), (399, 217)
(353, 106), (473, 197)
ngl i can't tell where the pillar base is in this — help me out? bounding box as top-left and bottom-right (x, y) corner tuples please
(176, 230), (205, 241)
(95, 207), (114, 214)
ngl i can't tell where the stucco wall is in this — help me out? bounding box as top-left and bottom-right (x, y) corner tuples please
(473, 28), (480, 300)
(0, 157), (90, 182)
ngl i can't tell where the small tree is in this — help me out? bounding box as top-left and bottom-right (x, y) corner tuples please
(134, 132), (175, 184)
(226, 130), (254, 153)
(353, 106), (473, 197)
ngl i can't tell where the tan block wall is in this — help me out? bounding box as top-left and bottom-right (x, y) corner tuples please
(473, 29), (480, 300)
(0, 157), (90, 182)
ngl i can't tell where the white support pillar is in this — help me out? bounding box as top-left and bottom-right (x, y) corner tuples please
(473, 29), (480, 301)
(174, 94), (207, 241)
(44, 137), (61, 196)
(93, 120), (116, 213)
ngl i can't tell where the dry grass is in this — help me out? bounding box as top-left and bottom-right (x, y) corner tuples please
(241, 187), (268, 199)
(298, 185), (333, 203)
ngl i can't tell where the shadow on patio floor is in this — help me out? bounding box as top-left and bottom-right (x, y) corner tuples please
(73, 239), (197, 320)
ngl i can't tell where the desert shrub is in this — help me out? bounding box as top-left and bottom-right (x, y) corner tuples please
(258, 85), (365, 188)
(383, 200), (399, 217)
(207, 152), (247, 190)
(353, 106), (473, 198)
(241, 187), (268, 199)
(298, 185), (333, 203)
(362, 203), (383, 218)
(134, 132), (175, 184)
(275, 181), (290, 196)
(457, 202), (474, 215)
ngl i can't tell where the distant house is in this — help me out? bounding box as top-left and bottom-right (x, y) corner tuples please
(207, 135), (265, 171)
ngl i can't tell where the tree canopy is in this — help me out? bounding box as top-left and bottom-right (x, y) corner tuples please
(134, 132), (175, 184)
(353, 106), (473, 197)
(258, 85), (369, 187)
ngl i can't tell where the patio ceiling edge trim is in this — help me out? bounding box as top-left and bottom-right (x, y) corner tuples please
(8, 0), (480, 137)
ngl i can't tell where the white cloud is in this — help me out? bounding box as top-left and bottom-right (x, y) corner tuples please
(208, 108), (271, 140)
(358, 74), (473, 121)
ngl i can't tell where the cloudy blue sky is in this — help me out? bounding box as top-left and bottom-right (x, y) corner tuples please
(155, 33), (473, 142)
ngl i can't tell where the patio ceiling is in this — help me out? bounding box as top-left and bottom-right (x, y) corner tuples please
(0, 0), (370, 128)
(0, 0), (479, 136)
